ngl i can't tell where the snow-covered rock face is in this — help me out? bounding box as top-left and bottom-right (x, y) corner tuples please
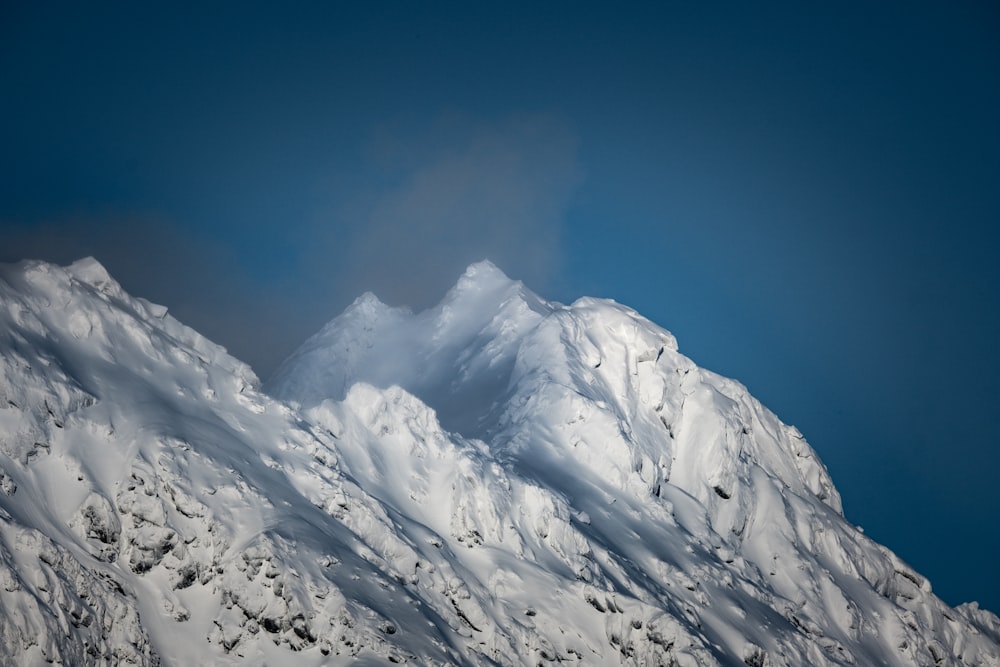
(1, 258), (999, 666)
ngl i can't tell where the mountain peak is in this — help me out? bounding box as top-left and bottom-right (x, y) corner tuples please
(339, 290), (407, 322)
(66, 256), (115, 292)
(440, 260), (530, 314)
(266, 261), (550, 434)
(455, 259), (512, 289)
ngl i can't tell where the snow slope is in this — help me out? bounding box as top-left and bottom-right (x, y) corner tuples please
(1, 258), (998, 666)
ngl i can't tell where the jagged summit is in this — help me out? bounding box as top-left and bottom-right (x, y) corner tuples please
(452, 258), (515, 291)
(265, 261), (551, 436)
(2, 258), (999, 666)
(66, 256), (116, 289)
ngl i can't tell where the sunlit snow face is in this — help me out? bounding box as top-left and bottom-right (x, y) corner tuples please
(1, 258), (997, 666)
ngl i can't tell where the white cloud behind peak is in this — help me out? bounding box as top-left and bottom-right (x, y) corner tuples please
(320, 112), (584, 309)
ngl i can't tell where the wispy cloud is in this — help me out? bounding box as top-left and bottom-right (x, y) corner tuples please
(0, 112), (585, 378)
(316, 112), (583, 309)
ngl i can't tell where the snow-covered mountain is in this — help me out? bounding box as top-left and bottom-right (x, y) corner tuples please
(1, 258), (997, 666)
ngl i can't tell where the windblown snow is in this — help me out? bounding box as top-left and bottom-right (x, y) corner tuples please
(0, 257), (997, 666)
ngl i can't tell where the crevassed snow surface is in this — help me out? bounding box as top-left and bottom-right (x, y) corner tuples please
(1, 259), (998, 666)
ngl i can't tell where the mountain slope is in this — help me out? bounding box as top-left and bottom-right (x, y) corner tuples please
(269, 261), (1000, 666)
(1, 258), (998, 666)
(0, 258), (553, 665)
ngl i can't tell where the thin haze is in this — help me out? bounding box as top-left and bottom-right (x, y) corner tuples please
(314, 112), (582, 310)
(2, 112), (582, 371)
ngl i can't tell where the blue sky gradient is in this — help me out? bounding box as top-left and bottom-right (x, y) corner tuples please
(2, 2), (998, 611)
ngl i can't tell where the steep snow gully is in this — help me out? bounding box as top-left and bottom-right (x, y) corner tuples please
(0, 257), (997, 666)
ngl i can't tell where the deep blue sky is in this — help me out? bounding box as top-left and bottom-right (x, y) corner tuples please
(3, 2), (998, 612)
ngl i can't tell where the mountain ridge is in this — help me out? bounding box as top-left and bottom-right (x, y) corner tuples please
(0, 257), (997, 666)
